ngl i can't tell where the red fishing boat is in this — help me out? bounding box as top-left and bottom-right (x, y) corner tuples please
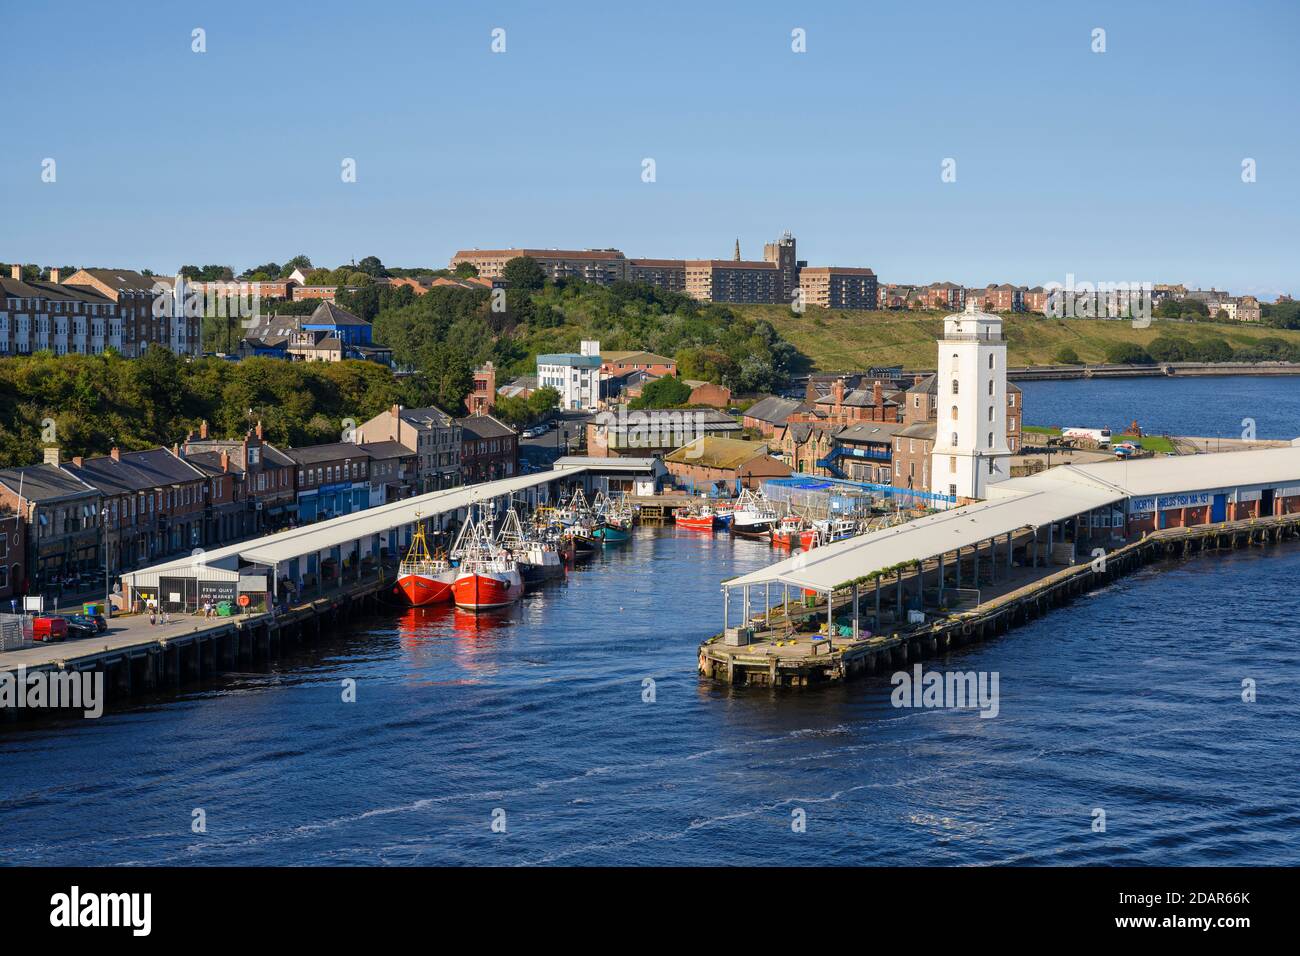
(770, 513), (806, 548)
(450, 503), (524, 611)
(395, 518), (454, 605)
(674, 504), (717, 531)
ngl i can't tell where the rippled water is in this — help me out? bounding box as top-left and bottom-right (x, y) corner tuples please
(1018, 375), (1300, 440)
(3, 525), (1298, 866)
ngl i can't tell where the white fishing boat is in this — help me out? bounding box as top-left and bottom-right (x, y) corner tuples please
(731, 488), (778, 536)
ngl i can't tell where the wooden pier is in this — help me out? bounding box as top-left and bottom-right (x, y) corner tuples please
(699, 513), (1300, 687)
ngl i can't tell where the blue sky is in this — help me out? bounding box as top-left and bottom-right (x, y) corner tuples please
(2, 0), (1297, 297)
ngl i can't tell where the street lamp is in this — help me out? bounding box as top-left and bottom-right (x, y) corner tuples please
(101, 504), (111, 618)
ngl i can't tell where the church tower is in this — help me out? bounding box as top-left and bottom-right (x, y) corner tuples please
(733, 238), (741, 261)
(930, 299), (1011, 502)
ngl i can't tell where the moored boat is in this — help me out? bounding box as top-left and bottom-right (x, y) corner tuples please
(731, 488), (778, 537)
(395, 517), (454, 605)
(674, 503), (717, 531)
(769, 513), (806, 548)
(450, 502), (525, 610)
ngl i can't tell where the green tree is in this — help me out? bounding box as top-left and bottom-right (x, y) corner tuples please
(1053, 345), (1080, 364)
(502, 256), (546, 292)
(419, 342), (475, 414)
(630, 375), (692, 409)
(454, 261), (480, 278)
(1104, 342), (1152, 364)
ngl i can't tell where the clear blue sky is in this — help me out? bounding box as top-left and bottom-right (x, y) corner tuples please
(2, 0), (1297, 298)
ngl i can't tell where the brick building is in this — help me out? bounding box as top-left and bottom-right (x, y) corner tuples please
(797, 267), (878, 310)
(450, 249), (629, 284)
(182, 421), (297, 539)
(469, 362), (497, 415)
(0, 455), (101, 591)
(1, 268), (122, 356)
(64, 447), (210, 574)
(684, 260), (780, 304)
(456, 414), (519, 483)
(353, 405), (462, 492)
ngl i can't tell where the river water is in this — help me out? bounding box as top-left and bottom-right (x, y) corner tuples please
(2, 378), (1299, 866)
(1018, 374), (1300, 440)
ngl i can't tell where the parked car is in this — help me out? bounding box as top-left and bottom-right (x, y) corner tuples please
(522, 426), (545, 439)
(32, 616), (68, 642)
(60, 617), (97, 640)
(67, 612), (108, 634)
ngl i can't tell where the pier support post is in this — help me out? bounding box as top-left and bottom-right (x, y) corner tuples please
(723, 587), (729, 633)
(973, 544), (980, 586)
(938, 553), (945, 605)
(955, 546), (962, 589)
(852, 584), (860, 639)
(895, 573), (902, 620)
(874, 577), (881, 631)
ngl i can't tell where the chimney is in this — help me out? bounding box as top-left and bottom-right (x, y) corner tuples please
(199, 420), (209, 439)
(832, 378), (845, 411)
(110, 447), (121, 461)
(872, 380), (883, 409)
(220, 450), (230, 473)
(49, 268), (61, 284)
(72, 456), (84, 468)
(10, 264), (22, 281)
(43, 446), (59, 466)
(391, 403), (402, 419)
(255, 420), (264, 440)
(913, 374), (923, 386)
(171, 443), (180, 456)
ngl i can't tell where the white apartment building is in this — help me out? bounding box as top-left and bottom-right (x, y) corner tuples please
(537, 340), (602, 411)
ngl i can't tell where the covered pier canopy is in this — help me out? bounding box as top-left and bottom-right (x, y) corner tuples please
(121, 466), (587, 590)
(724, 472), (1123, 595)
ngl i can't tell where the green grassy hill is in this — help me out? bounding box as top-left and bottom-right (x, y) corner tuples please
(731, 304), (1300, 370)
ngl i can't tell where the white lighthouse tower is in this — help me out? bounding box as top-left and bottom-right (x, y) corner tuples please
(930, 299), (1011, 502)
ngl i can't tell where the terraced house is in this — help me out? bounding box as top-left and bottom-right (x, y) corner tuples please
(63, 446), (210, 574)
(0, 455), (100, 593)
(1, 267), (122, 356)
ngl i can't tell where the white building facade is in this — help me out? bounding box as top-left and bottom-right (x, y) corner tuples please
(537, 340), (602, 411)
(930, 301), (1012, 501)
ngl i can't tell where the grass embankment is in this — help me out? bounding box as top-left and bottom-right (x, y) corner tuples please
(732, 305), (1300, 370)
(1023, 425), (1176, 453)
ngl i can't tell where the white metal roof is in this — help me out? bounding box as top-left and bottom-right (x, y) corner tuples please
(1061, 443), (1300, 498)
(238, 469), (583, 565)
(123, 468), (583, 584)
(726, 443), (1300, 593)
(553, 456), (663, 472)
(725, 474), (1122, 593)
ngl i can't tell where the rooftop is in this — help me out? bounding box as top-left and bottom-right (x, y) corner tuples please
(664, 436), (773, 471)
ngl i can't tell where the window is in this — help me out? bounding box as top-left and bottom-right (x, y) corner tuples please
(987, 432), (994, 449)
(988, 354), (995, 370)
(988, 406), (994, 422)
(950, 432), (958, 446)
(951, 379), (959, 395)
(988, 380), (994, 396)
(951, 405), (958, 420)
(949, 456), (957, 472)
